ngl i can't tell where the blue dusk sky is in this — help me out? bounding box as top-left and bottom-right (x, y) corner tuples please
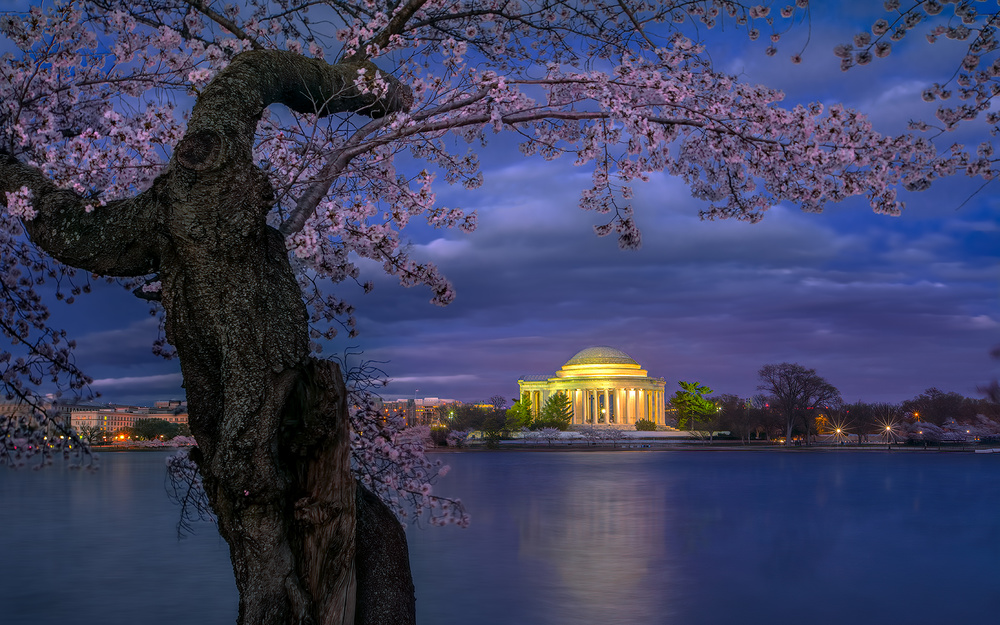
(5, 3), (998, 407)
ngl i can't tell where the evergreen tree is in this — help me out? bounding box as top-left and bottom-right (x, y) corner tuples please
(670, 381), (716, 431)
(506, 399), (533, 431)
(533, 393), (573, 431)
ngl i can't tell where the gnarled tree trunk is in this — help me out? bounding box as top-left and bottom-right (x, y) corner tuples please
(1, 50), (416, 625)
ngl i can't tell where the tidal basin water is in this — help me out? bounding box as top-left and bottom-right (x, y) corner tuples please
(2, 450), (1000, 624)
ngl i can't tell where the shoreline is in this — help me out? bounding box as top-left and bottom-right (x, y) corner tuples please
(91, 445), (191, 452)
(89, 443), (995, 455)
(427, 442), (995, 453)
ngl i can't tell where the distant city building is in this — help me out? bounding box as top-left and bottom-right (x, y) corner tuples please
(69, 401), (188, 433)
(2, 398), (189, 443)
(0, 399), (76, 432)
(379, 397), (459, 426)
(518, 346), (667, 427)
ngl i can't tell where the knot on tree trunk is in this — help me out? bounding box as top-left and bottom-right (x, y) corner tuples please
(176, 129), (226, 171)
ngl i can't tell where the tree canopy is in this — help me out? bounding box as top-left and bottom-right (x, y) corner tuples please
(506, 398), (533, 430)
(758, 362), (841, 445)
(132, 417), (181, 441)
(670, 380), (716, 430)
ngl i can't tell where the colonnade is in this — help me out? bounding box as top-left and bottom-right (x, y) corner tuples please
(524, 387), (665, 426)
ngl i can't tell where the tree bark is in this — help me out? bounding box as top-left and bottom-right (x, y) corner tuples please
(2, 50), (415, 625)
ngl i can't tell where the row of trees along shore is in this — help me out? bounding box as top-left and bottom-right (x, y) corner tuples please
(5, 2), (1000, 623)
(76, 418), (191, 445)
(673, 363), (1000, 446)
(427, 363), (1000, 448)
(429, 394), (576, 449)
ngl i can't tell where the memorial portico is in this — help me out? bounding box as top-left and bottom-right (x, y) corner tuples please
(518, 346), (667, 427)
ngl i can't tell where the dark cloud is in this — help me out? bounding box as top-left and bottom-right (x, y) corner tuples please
(73, 318), (163, 366)
(90, 372), (183, 393)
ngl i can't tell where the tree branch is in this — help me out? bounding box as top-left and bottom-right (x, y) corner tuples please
(0, 152), (159, 277)
(344, 0), (432, 62)
(182, 50), (413, 170)
(181, 0), (264, 49)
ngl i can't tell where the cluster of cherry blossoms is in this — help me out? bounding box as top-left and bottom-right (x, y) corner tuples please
(340, 354), (468, 527)
(350, 389), (468, 527)
(837, 0), (1000, 184)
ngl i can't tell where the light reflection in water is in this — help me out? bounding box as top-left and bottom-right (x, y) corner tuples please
(408, 450), (1000, 625)
(517, 467), (671, 623)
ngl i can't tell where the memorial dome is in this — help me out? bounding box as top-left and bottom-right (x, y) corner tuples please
(564, 346), (639, 367)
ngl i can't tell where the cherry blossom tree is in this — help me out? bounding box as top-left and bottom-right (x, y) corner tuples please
(538, 426), (563, 446)
(1, 1), (993, 624)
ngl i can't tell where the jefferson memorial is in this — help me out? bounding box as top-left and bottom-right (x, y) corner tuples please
(518, 346), (667, 427)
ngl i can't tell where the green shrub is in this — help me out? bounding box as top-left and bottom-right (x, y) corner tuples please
(635, 419), (657, 431)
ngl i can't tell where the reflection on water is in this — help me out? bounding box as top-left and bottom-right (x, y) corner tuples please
(517, 462), (671, 623)
(409, 450), (1000, 625)
(4, 450), (1000, 625)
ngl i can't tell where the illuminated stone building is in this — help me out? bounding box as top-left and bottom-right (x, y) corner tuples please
(518, 346), (667, 427)
(69, 400), (188, 433)
(378, 397), (459, 426)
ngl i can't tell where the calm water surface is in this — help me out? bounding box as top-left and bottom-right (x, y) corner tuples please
(2, 450), (999, 624)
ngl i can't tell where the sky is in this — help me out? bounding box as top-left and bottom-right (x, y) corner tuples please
(9, 2), (999, 407)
